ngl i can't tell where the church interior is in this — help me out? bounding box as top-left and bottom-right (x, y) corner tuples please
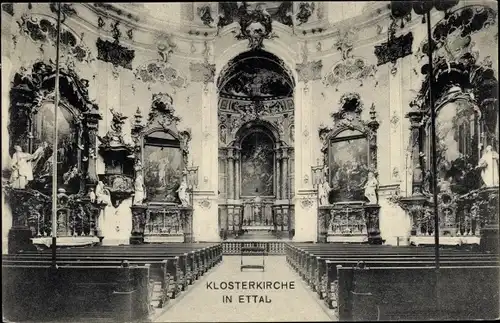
(1, 1), (499, 322)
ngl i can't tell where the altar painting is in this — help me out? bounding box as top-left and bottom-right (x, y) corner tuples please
(241, 132), (274, 196)
(432, 100), (481, 194)
(143, 145), (183, 203)
(31, 103), (79, 191)
(329, 135), (369, 202)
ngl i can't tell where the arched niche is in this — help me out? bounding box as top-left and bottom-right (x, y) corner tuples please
(133, 93), (191, 205)
(7, 61), (101, 194)
(318, 93), (379, 203)
(235, 122), (278, 198)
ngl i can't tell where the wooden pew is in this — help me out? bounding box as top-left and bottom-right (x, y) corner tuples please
(336, 265), (500, 321)
(5, 243), (223, 309)
(2, 262), (152, 322)
(284, 243), (499, 313)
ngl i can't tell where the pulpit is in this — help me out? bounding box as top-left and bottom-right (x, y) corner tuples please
(316, 93), (382, 244)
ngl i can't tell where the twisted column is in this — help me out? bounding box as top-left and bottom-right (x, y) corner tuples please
(227, 148), (235, 200)
(234, 148), (240, 200)
(275, 147), (282, 199)
(282, 148), (289, 200)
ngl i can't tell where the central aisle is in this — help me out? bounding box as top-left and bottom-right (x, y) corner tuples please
(154, 256), (332, 322)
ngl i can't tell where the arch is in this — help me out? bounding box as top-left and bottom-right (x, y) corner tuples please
(232, 119), (280, 148)
(215, 39), (298, 87)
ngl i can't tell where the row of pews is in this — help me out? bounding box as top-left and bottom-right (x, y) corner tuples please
(2, 243), (223, 322)
(286, 242), (499, 321)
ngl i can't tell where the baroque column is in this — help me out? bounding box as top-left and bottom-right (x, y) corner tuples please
(275, 147), (282, 200)
(227, 148), (235, 200)
(282, 148), (289, 200)
(293, 57), (323, 241)
(406, 100), (424, 196)
(234, 148), (241, 200)
(189, 50), (220, 242)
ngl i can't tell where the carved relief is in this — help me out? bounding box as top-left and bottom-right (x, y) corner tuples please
(198, 199), (211, 209)
(416, 5), (496, 64)
(96, 38), (135, 70)
(190, 61), (216, 84)
(296, 2), (315, 25)
(296, 60), (323, 83)
(234, 3), (277, 50)
(301, 198), (313, 209)
(135, 40), (188, 89)
(324, 27), (377, 89)
(197, 5), (214, 26)
(217, 2), (293, 31)
(374, 32), (413, 67)
(17, 14), (93, 63)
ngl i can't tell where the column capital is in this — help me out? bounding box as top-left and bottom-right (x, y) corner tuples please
(281, 147), (290, 159)
(227, 147), (235, 159)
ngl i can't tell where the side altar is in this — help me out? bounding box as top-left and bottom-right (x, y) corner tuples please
(314, 93), (382, 244)
(3, 62), (105, 252)
(126, 93), (196, 244)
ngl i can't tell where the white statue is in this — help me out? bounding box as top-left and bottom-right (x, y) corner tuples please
(177, 177), (190, 207)
(95, 181), (112, 205)
(9, 145), (42, 189)
(318, 180), (331, 206)
(477, 145), (499, 187)
(133, 173), (146, 205)
(89, 188), (96, 203)
(364, 171), (379, 204)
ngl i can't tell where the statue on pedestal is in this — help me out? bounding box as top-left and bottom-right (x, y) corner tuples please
(477, 145), (499, 187)
(318, 180), (331, 206)
(133, 163), (146, 205)
(9, 144), (46, 189)
(364, 171), (379, 204)
(177, 177), (190, 207)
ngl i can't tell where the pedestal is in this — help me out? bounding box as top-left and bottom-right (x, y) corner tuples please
(365, 204), (382, 244)
(480, 224), (499, 254)
(293, 194), (317, 242)
(192, 195), (220, 242)
(8, 226), (36, 254)
(130, 205), (147, 244)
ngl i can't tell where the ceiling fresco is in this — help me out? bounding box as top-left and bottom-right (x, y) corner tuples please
(218, 50), (294, 99)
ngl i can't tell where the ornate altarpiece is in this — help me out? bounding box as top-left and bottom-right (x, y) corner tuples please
(390, 5), (498, 250)
(3, 61), (103, 252)
(128, 93), (193, 243)
(317, 93), (381, 244)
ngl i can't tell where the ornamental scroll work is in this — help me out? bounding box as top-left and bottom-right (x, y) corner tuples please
(17, 14), (93, 64)
(218, 97), (294, 146)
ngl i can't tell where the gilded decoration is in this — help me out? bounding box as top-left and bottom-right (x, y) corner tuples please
(416, 5), (497, 64)
(135, 40), (189, 89)
(323, 26), (377, 89)
(391, 4), (499, 241)
(17, 14), (94, 63)
(218, 50), (294, 147)
(132, 92), (192, 205)
(4, 61), (103, 247)
(318, 93), (379, 203)
(217, 2), (294, 33)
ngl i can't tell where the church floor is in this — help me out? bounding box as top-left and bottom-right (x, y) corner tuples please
(153, 256), (333, 322)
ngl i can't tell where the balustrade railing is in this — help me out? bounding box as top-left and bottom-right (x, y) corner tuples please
(395, 187), (499, 242)
(218, 202), (295, 239)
